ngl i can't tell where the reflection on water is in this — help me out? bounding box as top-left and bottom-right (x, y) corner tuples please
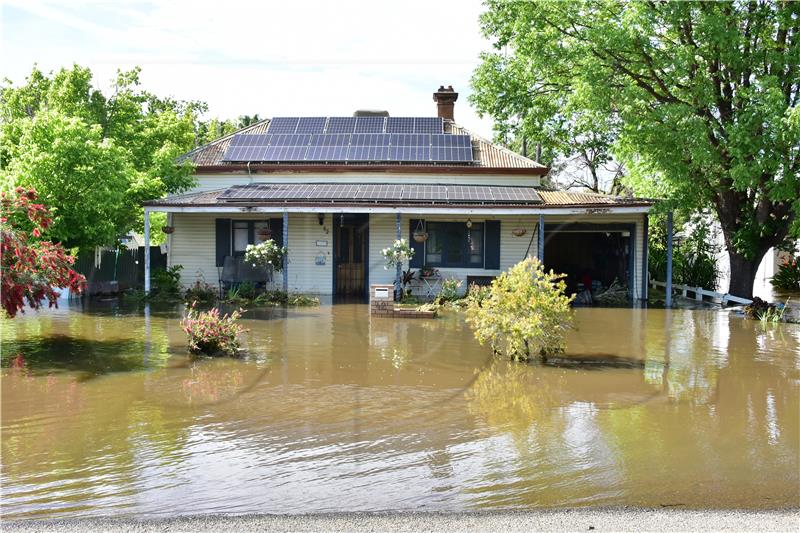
(1, 302), (798, 518)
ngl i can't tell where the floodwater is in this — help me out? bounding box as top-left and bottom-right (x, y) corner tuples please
(1, 302), (798, 519)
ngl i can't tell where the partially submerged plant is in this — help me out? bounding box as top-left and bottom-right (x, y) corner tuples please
(437, 278), (463, 302)
(771, 257), (800, 291)
(466, 258), (575, 362)
(181, 302), (245, 356)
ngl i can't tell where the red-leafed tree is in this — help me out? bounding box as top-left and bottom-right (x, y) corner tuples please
(1, 187), (86, 318)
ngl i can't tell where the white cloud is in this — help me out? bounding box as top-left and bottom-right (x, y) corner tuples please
(2, 0), (497, 137)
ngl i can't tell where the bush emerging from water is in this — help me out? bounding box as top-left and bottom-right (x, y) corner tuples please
(466, 258), (575, 362)
(771, 256), (800, 291)
(181, 303), (245, 356)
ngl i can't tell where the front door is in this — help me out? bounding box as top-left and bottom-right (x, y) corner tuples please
(334, 214), (368, 297)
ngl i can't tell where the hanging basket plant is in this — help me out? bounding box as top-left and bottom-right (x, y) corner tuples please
(512, 227), (527, 237)
(412, 219), (428, 242)
(257, 227), (273, 241)
(161, 225), (175, 234)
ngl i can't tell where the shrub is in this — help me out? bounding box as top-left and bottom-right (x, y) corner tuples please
(466, 258), (575, 362)
(244, 239), (286, 272)
(236, 281), (257, 300)
(184, 281), (217, 305)
(253, 290), (320, 307)
(180, 303), (245, 356)
(381, 238), (414, 269)
(1, 187), (86, 317)
(437, 278), (463, 302)
(771, 256), (800, 291)
(649, 215), (720, 289)
(152, 265), (183, 299)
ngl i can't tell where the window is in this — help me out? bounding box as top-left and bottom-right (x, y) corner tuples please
(232, 220), (272, 255)
(425, 222), (484, 268)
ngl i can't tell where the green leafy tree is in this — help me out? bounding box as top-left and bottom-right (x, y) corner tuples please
(471, 0), (799, 298)
(1, 65), (200, 249)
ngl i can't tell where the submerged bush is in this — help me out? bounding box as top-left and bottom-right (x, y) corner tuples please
(466, 258), (575, 362)
(181, 303), (245, 356)
(184, 280), (217, 305)
(152, 265), (183, 300)
(437, 278), (463, 302)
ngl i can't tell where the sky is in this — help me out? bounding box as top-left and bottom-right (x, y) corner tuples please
(1, 0), (498, 138)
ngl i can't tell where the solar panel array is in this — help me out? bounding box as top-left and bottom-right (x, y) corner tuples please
(217, 183), (542, 204)
(222, 132), (473, 163)
(266, 116), (443, 135)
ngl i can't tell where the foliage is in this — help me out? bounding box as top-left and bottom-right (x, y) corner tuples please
(466, 258), (575, 362)
(437, 278), (463, 302)
(194, 114), (261, 146)
(152, 265), (183, 299)
(1, 65), (199, 249)
(471, 0), (800, 298)
(649, 215), (720, 290)
(181, 303), (245, 356)
(244, 239), (286, 272)
(184, 280), (217, 306)
(238, 281), (259, 301)
(744, 297), (787, 323)
(380, 238), (414, 269)
(1, 187), (85, 317)
(466, 283), (491, 307)
(771, 257), (800, 291)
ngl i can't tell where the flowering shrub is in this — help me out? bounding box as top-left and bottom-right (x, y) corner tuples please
(184, 280), (217, 305)
(244, 239), (286, 272)
(771, 256), (800, 291)
(381, 238), (414, 269)
(466, 258), (575, 362)
(1, 187), (86, 318)
(180, 302), (245, 356)
(438, 278), (463, 302)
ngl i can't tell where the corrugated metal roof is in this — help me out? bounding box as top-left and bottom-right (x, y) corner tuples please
(537, 190), (652, 206)
(179, 118), (546, 171)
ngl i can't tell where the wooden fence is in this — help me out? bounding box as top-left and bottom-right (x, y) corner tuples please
(651, 280), (752, 306)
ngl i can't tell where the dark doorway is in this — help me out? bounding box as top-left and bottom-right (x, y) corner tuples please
(333, 214), (369, 299)
(544, 226), (633, 299)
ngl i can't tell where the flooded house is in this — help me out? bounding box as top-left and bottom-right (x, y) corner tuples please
(142, 86), (655, 301)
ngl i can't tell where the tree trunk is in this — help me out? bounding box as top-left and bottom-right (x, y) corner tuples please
(727, 250), (765, 299)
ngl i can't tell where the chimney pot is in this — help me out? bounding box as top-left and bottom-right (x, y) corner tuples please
(433, 85), (459, 121)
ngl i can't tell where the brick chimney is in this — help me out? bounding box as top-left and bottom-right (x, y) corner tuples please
(433, 85), (458, 121)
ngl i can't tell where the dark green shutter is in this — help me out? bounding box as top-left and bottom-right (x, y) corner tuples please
(215, 218), (231, 267)
(409, 219), (424, 268)
(270, 218), (284, 247)
(484, 220), (501, 269)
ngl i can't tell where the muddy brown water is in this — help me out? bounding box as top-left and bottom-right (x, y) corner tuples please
(1, 302), (798, 519)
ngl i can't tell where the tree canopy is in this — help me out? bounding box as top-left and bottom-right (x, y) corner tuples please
(471, 0), (799, 297)
(1, 65), (200, 249)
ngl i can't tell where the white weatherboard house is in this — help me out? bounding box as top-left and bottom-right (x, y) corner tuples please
(143, 87), (655, 301)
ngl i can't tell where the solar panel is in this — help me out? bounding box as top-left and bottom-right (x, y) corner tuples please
(218, 183), (542, 204)
(351, 133), (390, 147)
(354, 116), (386, 133)
(414, 117), (443, 133)
(430, 134), (473, 162)
(261, 145), (309, 161)
(386, 117), (415, 133)
(348, 145), (391, 161)
(296, 117), (327, 134)
(228, 134), (271, 147)
(325, 117), (356, 134)
(268, 117), (300, 134)
(307, 134), (350, 161)
(268, 134), (312, 146)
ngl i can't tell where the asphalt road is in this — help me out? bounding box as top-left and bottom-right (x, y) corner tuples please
(3, 509), (799, 532)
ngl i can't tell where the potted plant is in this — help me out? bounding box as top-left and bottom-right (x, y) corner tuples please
(420, 266), (439, 278)
(380, 238), (414, 269)
(162, 225), (175, 234)
(412, 219), (428, 242)
(256, 227), (273, 241)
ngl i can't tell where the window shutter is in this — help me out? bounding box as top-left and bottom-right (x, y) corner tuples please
(215, 218), (231, 267)
(484, 220), (501, 270)
(270, 218), (284, 248)
(409, 219), (424, 268)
